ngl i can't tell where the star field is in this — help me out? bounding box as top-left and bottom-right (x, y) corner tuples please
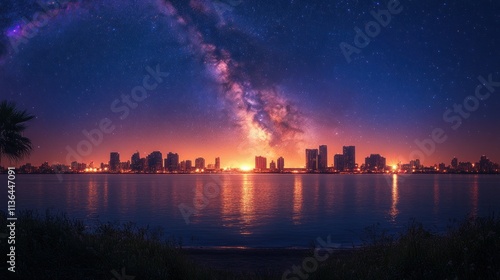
(0, 0), (499, 167)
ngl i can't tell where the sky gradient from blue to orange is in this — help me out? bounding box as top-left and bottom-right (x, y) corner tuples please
(0, 0), (499, 168)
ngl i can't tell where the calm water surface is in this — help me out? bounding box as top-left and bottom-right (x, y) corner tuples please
(3, 174), (499, 248)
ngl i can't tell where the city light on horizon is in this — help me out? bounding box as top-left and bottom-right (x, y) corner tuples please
(7, 134), (500, 170)
(239, 165), (253, 172)
(2, 1), (500, 278)
(11, 144), (499, 175)
(0, 0), (498, 171)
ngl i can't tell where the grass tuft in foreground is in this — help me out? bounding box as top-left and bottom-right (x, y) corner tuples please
(312, 214), (500, 279)
(0, 210), (263, 280)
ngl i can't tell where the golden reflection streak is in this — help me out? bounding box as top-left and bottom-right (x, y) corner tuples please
(293, 175), (303, 225)
(87, 177), (98, 213)
(240, 174), (255, 235)
(221, 176), (237, 225)
(389, 174), (399, 222)
(471, 176), (479, 218)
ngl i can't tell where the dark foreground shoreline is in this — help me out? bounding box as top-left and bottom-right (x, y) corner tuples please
(184, 247), (355, 274)
(185, 247), (310, 274)
(1, 210), (499, 279)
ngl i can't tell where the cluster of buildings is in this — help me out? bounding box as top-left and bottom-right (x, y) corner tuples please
(8, 146), (500, 174)
(254, 145), (372, 173)
(255, 156), (284, 172)
(443, 156), (498, 174)
(14, 151), (222, 174)
(254, 145), (499, 174)
(107, 151), (222, 173)
(256, 145), (376, 173)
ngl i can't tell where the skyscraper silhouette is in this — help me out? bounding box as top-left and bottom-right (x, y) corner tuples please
(195, 157), (205, 169)
(306, 149), (318, 172)
(255, 156), (267, 171)
(215, 157), (221, 170)
(166, 152), (179, 172)
(277, 157), (285, 172)
(318, 145), (328, 172)
(343, 146), (355, 171)
(109, 152), (120, 172)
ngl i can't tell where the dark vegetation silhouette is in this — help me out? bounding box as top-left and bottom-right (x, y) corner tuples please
(0, 100), (34, 166)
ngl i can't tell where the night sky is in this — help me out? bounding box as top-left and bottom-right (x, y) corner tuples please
(1, 0), (499, 168)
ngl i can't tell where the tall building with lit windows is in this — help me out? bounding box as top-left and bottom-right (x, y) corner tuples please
(305, 149), (318, 172)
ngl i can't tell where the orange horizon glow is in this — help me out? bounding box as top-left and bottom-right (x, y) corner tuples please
(239, 165), (253, 172)
(17, 127), (500, 169)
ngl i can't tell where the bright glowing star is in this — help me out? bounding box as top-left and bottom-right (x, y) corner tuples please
(392, 165), (398, 170)
(240, 165), (252, 172)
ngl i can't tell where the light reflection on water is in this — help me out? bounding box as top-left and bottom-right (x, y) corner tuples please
(293, 175), (303, 225)
(5, 173), (499, 248)
(390, 174), (399, 222)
